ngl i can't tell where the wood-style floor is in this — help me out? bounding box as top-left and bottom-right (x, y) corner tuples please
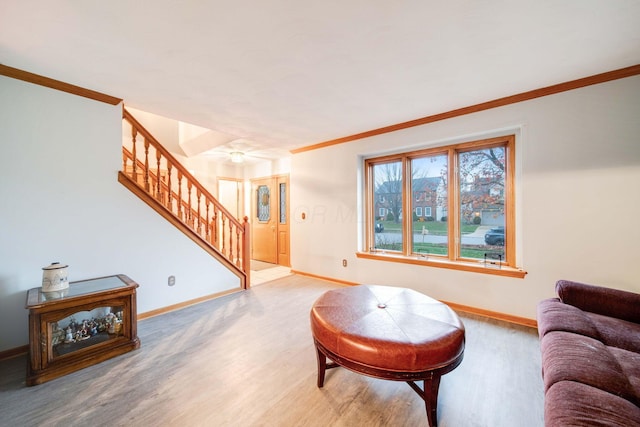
(0, 274), (544, 426)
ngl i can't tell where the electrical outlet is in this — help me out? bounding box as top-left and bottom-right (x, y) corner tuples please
(342, 259), (347, 267)
(168, 275), (176, 286)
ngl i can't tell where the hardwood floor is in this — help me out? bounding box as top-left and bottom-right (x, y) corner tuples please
(0, 274), (544, 426)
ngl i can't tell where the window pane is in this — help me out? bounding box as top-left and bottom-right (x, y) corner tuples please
(373, 161), (403, 252)
(279, 183), (286, 224)
(458, 147), (506, 261)
(257, 185), (270, 222)
(411, 155), (448, 256)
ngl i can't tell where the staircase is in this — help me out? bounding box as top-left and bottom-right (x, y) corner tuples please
(118, 108), (250, 288)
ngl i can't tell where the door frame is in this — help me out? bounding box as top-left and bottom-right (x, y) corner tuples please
(217, 177), (244, 221)
(250, 174), (290, 267)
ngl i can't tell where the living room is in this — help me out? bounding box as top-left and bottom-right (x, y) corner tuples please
(1, 2), (639, 426)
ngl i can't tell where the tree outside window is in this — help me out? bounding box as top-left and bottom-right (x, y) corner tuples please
(366, 135), (516, 269)
(372, 161), (403, 251)
(459, 146), (506, 260)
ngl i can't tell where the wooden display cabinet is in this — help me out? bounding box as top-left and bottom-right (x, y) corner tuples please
(25, 274), (140, 386)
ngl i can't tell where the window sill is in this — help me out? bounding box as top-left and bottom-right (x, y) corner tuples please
(356, 251), (527, 279)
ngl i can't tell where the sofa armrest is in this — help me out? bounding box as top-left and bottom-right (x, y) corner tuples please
(556, 280), (640, 324)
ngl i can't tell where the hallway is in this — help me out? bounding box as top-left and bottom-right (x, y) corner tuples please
(250, 260), (292, 286)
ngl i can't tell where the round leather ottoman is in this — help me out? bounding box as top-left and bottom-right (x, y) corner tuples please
(310, 285), (465, 427)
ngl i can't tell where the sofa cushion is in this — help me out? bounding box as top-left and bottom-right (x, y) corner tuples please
(540, 331), (639, 406)
(586, 312), (640, 353)
(545, 381), (640, 427)
(537, 298), (640, 353)
(609, 346), (640, 397)
(537, 298), (602, 340)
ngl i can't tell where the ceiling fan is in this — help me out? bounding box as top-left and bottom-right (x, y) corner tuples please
(199, 138), (290, 164)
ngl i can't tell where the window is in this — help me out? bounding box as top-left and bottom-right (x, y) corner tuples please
(362, 135), (524, 277)
(279, 183), (287, 224)
(371, 160), (403, 251)
(256, 185), (270, 222)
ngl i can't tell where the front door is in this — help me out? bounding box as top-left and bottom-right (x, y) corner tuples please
(251, 177), (277, 263)
(251, 175), (290, 266)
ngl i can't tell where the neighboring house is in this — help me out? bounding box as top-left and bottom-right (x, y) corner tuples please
(375, 177), (446, 222)
(375, 180), (403, 221)
(412, 177), (445, 221)
(461, 175), (505, 226)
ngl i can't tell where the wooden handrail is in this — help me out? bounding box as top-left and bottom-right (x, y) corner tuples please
(120, 108), (250, 288)
(122, 148), (209, 226)
(122, 110), (245, 230)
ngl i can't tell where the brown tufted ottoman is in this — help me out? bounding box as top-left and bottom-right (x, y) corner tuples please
(310, 285), (465, 427)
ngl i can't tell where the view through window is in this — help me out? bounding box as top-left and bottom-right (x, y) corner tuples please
(367, 135), (515, 269)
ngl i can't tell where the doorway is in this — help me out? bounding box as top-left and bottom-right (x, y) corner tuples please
(250, 175), (290, 266)
(217, 178), (244, 221)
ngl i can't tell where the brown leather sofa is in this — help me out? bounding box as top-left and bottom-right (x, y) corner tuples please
(537, 280), (640, 426)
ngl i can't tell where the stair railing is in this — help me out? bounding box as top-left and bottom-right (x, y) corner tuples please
(118, 108), (250, 288)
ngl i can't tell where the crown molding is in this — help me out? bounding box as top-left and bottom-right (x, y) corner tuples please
(292, 64), (640, 154)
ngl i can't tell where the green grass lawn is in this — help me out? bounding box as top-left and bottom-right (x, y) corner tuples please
(376, 241), (504, 259)
(377, 220), (479, 235)
(374, 221), (505, 259)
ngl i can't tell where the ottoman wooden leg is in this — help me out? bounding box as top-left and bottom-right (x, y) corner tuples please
(315, 344), (327, 388)
(314, 341), (342, 388)
(424, 374), (442, 427)
(408, 373), (443, 427)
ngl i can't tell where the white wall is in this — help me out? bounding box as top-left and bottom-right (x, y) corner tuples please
(125, 106), (185, 156)
(246, 157), (291, 179)
(291, 75), (640, 320)
(0, 77), (239, 352)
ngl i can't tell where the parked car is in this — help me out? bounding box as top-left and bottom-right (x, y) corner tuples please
(484, 226), (504, 245)
(375, 222), (385, 233)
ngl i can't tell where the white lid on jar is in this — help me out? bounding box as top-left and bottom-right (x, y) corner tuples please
(42, 262), (68, 270)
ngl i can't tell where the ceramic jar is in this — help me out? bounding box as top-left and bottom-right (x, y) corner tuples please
(42, 262), (69, 292)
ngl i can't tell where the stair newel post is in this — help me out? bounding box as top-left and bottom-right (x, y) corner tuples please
(122, 151), (127, 175)
(177, 170), (183, 221)
(143, 139), (150, 192)
(243, 216), (250, 289)
(167, 163), (173, 212)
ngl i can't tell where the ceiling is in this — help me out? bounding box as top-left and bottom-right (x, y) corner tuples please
(2, 1), (639, 159)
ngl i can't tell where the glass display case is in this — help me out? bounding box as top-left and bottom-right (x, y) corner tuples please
(25, 275), (140, 386)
